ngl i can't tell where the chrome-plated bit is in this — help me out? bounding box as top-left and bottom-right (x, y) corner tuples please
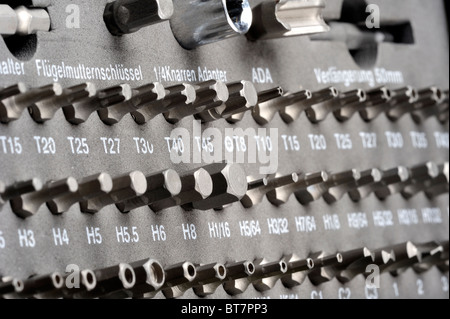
(399, 162), (440, 199)
(348, 168), (383, 202)
(14, 5), (51, 36)
(29, 83), (97, 123)
(280, 255), (314, 288)
(1, 83), (62, 123)
(372, 166), (410, 200)
(322, 169), (361, 204)
(13, 272), (64, 299)
(128, 259), (166, 298)
(412, 242), (445, 274)
(304, 87), (342, 123)
(99, 82), (166, 125)
(11, 177), (78, 218)
(222, 260), (255, 296)
(132, 83), (196, 124)
(60, 269), (97, 299)
(81, 171), (147, 214)
(358, 87), (392, 121)
(411, 88), (446, 123)
(192, 263), (227, 297)
(308, 252), (343, 285)
(252, 90), (312, 125)
(47, 173), (113, 215)
(335, 247), (375, 283)
(1, 178), (43, 202)
(266, 171), (328, 206)
(116, 169), (181, 213)
(424, 162), (449, 198)
(251, 258), (288, 292)
(0, 5), (18, 35)
(63, 84), (132, 124)
(0, 277), (16, 299)
(384, 86), (419, 121)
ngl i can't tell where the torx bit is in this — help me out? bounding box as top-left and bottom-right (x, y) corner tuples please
(411, 88), (446, 123)
(11, 177), (78, 218)
(195, 81), (258, 123)
(116, 169), (181, 213)
(348, 168), (383, 201)
(241, 173), (299, 208)
(47, 173), (113, 214)
(322, 169), (361, 204)
(252, 90), (312, 125)
(98, 82), (166, 125)
(308, 88), (366, 123)
(190, 163), (248, 211)
(150, 168), (212, 212)
(266, 171), (328, 206)
(163, 80), (229, 124)
(384, 86), (419, 121)
(304, 87), (341, 123)
(308, 252), (344, 285)
(81, 171), (147, 214)
(1, 83), (62, 123)
(63, 84), (132, 124)
(128, 259), (165, 298)
(251, 259), (288, 292)
(280, 255), (314, 288)
(131, 83), (196, 124)
(359, 87), (393, 121)
(222, 261), (255, 296)
(29, 83), (97, 123)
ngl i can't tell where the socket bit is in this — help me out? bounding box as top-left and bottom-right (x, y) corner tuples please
(63, 84), (132, 124)
(241, 173), (299, 208)
(280, 255), (314, 288)
(251, 258), (288, 292)
(116, 169), (181, 213)
(99, 82), (166, 125)
(304, 87), (341, 123)
(196, 81), (258, 123)
(11, 177), (78, 218)
(15, 6), (50, 36)
(252, 89), (312, 125)
(308, 88), (366, 123)
(384, 86), (419, 121)
(267, 171), (328, 206)
(335, 247), (375, 283)
(104, 0), (174, 36)
(322, 169), (361, 204)
(348, 168), (383, 202)
(81, 171), (147, 214)
(132, 83), (196, 124)
(164, 80), (229, 123)
(47, 173), (113, 214)
(13, 272), (64, 299)
(0, 5), (18, 35)
(28, 83), (97, 123)
(1, 83), (62, 123)
(400, 162), (440, 199)
(128, 259), (165, 298)
(247, 0), (329, 41)
(192, 263), (227, 297)
(150, 168), (212, 212)
(373, 166), (411, 200)
(222, 260), (255, 296)
(412, 242), (445, 274)
(78, 263), (136, 299)
(191, 163), (248, 211)
(308, 252), (343, 285)
(164, 263), (226, 298)
(170, 0), (253, 50)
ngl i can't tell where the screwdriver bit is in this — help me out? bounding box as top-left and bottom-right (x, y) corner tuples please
(412, 242), (445, 274)
(335, 247), (375, 283)
(424, 162), (449, 198)
(13, 272), (64, 299)
(1, 83), (62, 123)
(222, 261), (255, 296)
(399, 162), (440, 199)
(47, 173), (113, 214)
(81, 171), (147, 214)
(0, 277), (16, 299)
(11, 177), (78, 218)
(147, 262), (197, 298)
(60, 269), (97, 299)
(98, 82), (166, 125)
(251, 258), (288, 292)
(150, 168), (212, 212)
(128, 259), (165, 298)
(132, 83), (196, 124)
(163, 80), (229, 124)
(411, 88), (446, 123)
(308, 252), (343, 285)
(373, 166), (411, 200)
(116, 169), (181, 213)
(322, 169), (361, 204)
(383, 86), (419, 121)
(358, 87), (393, 121)
(0, 5), (18, 35)
(304, 87), (341, 123)
(63, 84), (132, 124)
(241, 173), (299, 208)
(14, 6), (51, 36)
(190, 163), (248, 211)
(252, 90), (312, 125)
(29, 83), (97, 123)
(280, 255), (314, 288)
(347, 168), (383, 201)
